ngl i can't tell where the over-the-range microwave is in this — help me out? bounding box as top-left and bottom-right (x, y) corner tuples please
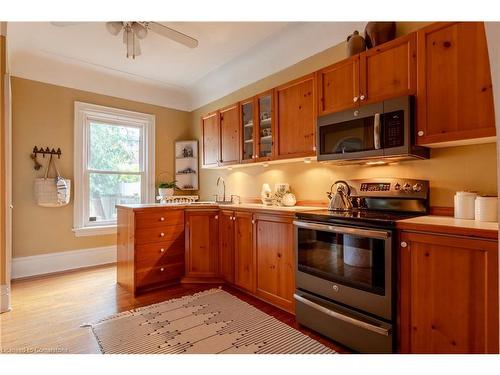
(316, 96), (429, 165)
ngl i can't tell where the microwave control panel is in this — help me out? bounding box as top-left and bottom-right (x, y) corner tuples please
(383, 110), (404, 148)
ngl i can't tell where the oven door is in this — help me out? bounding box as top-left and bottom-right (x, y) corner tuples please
(317, 102), (384, 162)
(294, 220), (393, 320)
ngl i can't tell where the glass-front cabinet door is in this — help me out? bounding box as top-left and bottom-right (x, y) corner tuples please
(256, 91), (273, 160)
(240, 99), (255, 163)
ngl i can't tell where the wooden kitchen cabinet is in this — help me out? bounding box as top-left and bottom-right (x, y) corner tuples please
(255, 213), (295, 313)
(274, 74), (316, 158)
(416, 22), (495, 145)
(116, 207), (185, 295)
(219, 209), (235, 283)
(183, 209), (222, 282)
(234, 211), (255, 292)
(239, 91), (274, 164)
(317, 56), (360, 115)
(219, 104), (240, 166)
(201, 112), (220, 167)
(361, 32), (416, 104)
(398, 231), (499, 354)
(317, 33), (416, 116)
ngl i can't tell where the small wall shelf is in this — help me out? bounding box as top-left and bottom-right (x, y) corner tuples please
(175, 140), (199, 191)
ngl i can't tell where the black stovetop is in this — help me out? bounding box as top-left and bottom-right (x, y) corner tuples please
(296, 209), (425, 228)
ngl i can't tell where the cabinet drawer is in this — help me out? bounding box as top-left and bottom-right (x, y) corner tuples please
(135, 224), (184, 245)
(135, 263), (185, 288)
(135, 209), (184, 229)
(135, 239), (185, 271)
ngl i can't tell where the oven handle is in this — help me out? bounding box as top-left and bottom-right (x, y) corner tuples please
(374, 112), (381, 150)
(293, 220), (391, 239)
(294, 293), (391, 336)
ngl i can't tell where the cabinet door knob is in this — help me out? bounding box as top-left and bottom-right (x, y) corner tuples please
(160, 232), (165, 237)
(252, 219), (255, 224)
(215, 215), (219, 220)
(401, 241), (408, 248)
(160, 217), (165, 221)
(417, 131), (424, 137)
(353, 96), (359, 103)
(160, 248), (165, 253)
(360, 94), (366, 101)
(160, 267), (165, 272)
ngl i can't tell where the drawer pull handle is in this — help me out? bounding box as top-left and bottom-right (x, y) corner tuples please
(160, 248), (165, 253)
(160, 232), (165, 237)
(160, 217), (165, 221)
(160, 268), (165, 272)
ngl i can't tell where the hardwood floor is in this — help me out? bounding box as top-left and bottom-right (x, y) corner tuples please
(0, 265), (349, 354)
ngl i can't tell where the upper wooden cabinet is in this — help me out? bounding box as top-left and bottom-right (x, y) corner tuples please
(361, 33), (416, 104)
(416, 22), (495, 145)
(317, 56), (360, 115)
(201, 112), (220, 167)
(240, 91), (274, 164)
(219, 104), (240, 166)
(254, 213), (295, 313)
(274, 74), (317, 158)
(399, 231), (499, 354)
(317, 33), (416, 115)
(183, 210), (221, 282)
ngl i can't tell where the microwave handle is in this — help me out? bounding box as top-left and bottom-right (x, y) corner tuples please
(374, 113), (381, 150)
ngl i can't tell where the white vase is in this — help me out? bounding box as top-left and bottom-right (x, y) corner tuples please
(158, 188), (174, 197)
(261, 183), (272, 205)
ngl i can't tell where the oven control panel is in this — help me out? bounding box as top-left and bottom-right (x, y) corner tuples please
(350, 178), (429, 199)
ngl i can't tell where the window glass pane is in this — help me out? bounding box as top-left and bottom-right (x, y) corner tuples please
(89, 122), (141, 172)
(88, 173), (141, 223)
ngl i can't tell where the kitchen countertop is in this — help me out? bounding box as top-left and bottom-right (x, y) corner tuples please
(397, 215), (499, 240)
(116, 202), (323, 213)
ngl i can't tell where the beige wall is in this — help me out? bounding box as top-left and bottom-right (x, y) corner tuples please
(197, 144), (498, 208)
(191, 21), (497, 208)
(12, 77), (191, 258)
(1, 34), (6, 284)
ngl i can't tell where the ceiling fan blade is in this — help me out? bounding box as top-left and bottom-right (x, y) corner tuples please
(50, 22), (81, 27)
(148, 22), (198, 48)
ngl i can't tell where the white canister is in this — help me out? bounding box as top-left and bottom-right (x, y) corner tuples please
(261, 183), (272, 205)
(475, 196), (498, 222)
(454, 191), (477, 219)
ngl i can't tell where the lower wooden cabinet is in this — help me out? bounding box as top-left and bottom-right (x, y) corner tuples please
(219, 210), (235, 283)
(116, 207), (185, 295)
(234, 211), (255, 292)
(398, 231), (499, 353)
(183, 209), (221, 282)
(254, 213), (295, 313)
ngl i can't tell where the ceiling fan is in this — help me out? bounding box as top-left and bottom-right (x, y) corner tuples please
(51, 22), (199, 59)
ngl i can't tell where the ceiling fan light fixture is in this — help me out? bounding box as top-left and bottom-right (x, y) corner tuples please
(131, 22), (148, 39)
(106, 21), (123, 36)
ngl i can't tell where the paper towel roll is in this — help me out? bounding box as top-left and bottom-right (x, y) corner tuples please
(454, 191), (477, 220)
(475, 196), (498, 222)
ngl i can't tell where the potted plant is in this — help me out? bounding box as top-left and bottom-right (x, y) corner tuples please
(158, 180), (178, 197)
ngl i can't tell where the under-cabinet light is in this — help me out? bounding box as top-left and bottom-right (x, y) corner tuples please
(365, 161), (387, 166)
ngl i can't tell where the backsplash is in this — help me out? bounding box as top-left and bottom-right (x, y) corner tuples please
(198, 143), (498, 208)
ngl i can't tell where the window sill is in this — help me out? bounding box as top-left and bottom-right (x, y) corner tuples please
(73, 225), (117, 237)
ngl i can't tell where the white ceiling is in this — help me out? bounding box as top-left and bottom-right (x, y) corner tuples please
(7, 21), (365, 111)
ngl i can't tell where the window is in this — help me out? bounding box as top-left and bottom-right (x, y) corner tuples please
(74, 102), (155, 236)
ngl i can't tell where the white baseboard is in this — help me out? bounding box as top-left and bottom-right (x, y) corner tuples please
(12, 246), (116, 280)
(1, 284), (11, 313)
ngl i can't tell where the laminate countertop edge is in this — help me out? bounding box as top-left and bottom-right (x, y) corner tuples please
(115, 203), (323, 214)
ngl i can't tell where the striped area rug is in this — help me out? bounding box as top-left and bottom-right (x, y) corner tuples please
(87, 288), (335, 354)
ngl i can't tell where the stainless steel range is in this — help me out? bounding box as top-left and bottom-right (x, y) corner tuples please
(294, 178), (429, 353)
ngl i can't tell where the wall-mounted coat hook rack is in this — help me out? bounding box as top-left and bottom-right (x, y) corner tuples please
(31, 146), (62, 170)
(32, 146), (62, 159)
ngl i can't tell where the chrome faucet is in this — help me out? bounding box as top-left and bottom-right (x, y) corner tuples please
(216, 177), (226, 203)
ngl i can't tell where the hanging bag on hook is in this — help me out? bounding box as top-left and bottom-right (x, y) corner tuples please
(34, 155), (71, 207)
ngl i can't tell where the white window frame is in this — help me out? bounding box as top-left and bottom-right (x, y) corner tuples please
(73, 102), (155, 237)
